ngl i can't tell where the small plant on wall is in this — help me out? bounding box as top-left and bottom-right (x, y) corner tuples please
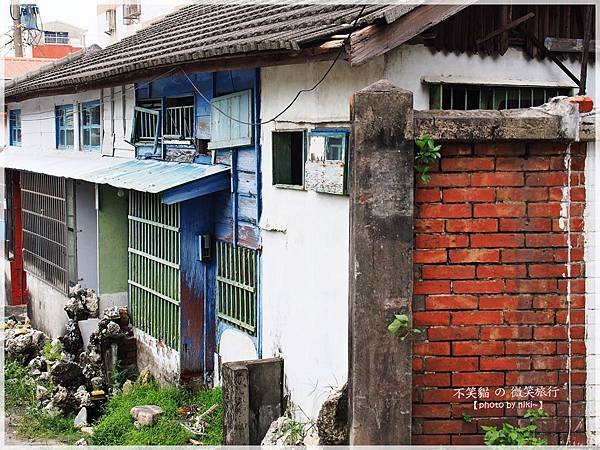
(482, 408), (549, 446)
(414, 133), (441, 184)
(387, 314), (421, 340)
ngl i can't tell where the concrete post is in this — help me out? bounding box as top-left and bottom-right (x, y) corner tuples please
(348, 80), (414, 444)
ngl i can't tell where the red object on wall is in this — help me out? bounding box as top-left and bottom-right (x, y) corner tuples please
(32, 44), (80, 59)
(413, 142), (587, 446)
(10, 173), (26, 305)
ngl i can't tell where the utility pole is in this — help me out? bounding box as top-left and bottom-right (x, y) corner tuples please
(11, 0), (23, 57)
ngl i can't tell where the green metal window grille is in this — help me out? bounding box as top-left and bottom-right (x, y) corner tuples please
(429, 84), (573, 110)
(80, 100), (101, 150)
(128, 191), (181, 349)
(21, 173), (75, 293)
(216, 241), (258, 335)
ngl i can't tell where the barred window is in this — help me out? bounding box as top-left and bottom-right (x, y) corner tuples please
(9, 110), (21, 146)
(55, 105), (74, 149)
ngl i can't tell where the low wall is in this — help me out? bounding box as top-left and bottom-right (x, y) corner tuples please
(26, 273), (68, 338)
(134, 328), (180, 385)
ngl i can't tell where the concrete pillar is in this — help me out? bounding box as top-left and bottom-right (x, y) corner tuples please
(348, 80), (414, 444)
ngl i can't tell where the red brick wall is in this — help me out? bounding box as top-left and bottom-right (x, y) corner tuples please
(412, 142), (586, 445)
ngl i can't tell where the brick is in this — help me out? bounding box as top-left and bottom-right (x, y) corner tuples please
(477, 265), (526, 279)
(413, 357), (424, 372)
(441, 143), (473, 156)
(412, 435), (451, 445)
(413, 342), (450, 356)
(452, 435), (485, 445)
(422, 173), (470, 187)
(505, 279), (558, 293)
(549, 186), (585, 201)
(425, 295), (478, 310)
(502, 248), (554, 263)
(427, 326), (480, 342)
(496, 156), (550, 171)
(443, 188), (495, 203)
(506, 371), (558, 385)
(480, 357), (530, 370)
(446, 219), (497, 233)
(557, 341), (585, 355)
(558, 371), (586, 385)
(422, 265), (475, 280)
(414, 249), (447, 264)
(499, 218), (552, 232)
(419, 203), (472, 219)
(415, 219), (445, 233)
(414, 373), (451, 387)
(555, 248), (585, 262)
(481, 326), (532, 340)
(413, 404), (451, 418)
(532, 295), (566, 309)
(413, 311), (450, 325)
(478, 295), (532, 310)
(556, 310), (585, 325)
(424, 356), (479, 372)
(416, 234), (469, 249)
(415, 188), (441, 203)
(474, 203), (526, 218)
(505, 311), (554, 325)
(534, 326), (569, 340)
(414, 281), (451, 295)
(528, 264), (569, 278)
(449, 249), (499, 263)
(474, 143), (524, 156)
(472, 172), (524, 186)
(453, 341), (504, 356)
(506, 341), (556, 355)
(441, 157), (494, 172)
(528, 142), (568, 155)
(422, 389), (483, 403)
(423, 420), (476, 434)
(452, 372), (504, 386)
(526, 172), (567, 186)
(453, 280), (504, 294)
(497, 187), (548, 202)
(471, 233), (524, 248)
(525, 233), (568, 247)
(528, 202), (562, 217)
(452, 311), (503, 325)
(558, 278), (585, 294)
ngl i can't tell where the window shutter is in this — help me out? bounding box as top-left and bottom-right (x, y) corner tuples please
(208, 89), (252, 149)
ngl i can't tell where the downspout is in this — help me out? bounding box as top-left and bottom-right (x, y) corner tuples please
(254, 67), (262, 358)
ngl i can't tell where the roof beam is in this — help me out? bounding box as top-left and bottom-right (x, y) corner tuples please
(162, 171), (230, 205)
(349, 4), (472, 66)
(544, 37), (597, 53)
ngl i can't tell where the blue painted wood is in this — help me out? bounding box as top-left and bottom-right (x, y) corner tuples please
(162, 171), (230, 205)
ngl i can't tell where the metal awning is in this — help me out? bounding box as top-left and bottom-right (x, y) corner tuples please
(0, 148), (231, 204)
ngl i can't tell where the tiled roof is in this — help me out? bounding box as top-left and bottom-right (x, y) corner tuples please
(3, 57), (55, 80)
(5, 3), (412, 101)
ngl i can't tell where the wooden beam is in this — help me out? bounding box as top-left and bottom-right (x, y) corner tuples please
(475, 12), (535, 46)
(349, 4), (472, 66)
(544, 37), (597, 53)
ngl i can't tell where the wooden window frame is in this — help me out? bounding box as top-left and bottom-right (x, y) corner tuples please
(80, 100), (102, 151)
(9, 109), (21, 147)
(272, 129), (306, 189)
(55, 104), (74, 149)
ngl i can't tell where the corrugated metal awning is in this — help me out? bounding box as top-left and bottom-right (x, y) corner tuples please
(0, 148), (231, 203)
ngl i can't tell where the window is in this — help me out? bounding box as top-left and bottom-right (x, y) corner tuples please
(55, 105), (74, 149)
(272, 131), (305, 187)
(216, 241), (258, 335)
(164, 96), (194, 140)
(305, 129), (350, 195)
(44, 31), (69, 44)
(208, 90), (252, 150)
(123, 2), (141, 24)
(429, 84), (573, 110)
(9, 110), (21, 146)
(80, 101), (101, 150)
(105, 9), (116, 35)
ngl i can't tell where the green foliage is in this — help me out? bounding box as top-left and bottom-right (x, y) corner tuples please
(482, 408), (549, 446)
(388, 314), (422, 340)
(17, 408), (82, 444)
(91, 379), (223, 446)
(111, 360), (136, 390)
(461, 412), (473, 423)
(415, 133), (442, 183)
(42, 340), (63, 362)
(4, 361), (37, 409)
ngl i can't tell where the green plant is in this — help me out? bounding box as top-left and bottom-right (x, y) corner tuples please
(388, 314), (422, 340)
(482, 408), (549, 446)
(4, 361), (37, 408)
(42, 340), (63, 362)
(461, 412), (473, 423)
(17, 407), (82, 444)
(415, 133), (441, 183)
(111, 360), (136, 390)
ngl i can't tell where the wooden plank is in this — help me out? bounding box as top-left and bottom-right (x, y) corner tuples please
(475, 12), (535, 46)
(349, 4), (473, 66)
(544, 37), (597, 53)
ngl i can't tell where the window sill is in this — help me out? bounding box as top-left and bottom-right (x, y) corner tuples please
(274, 184), (304, 191)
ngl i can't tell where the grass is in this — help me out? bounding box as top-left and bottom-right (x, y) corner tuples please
(5, 361), (37, 408)
(91, 380), (223, 446)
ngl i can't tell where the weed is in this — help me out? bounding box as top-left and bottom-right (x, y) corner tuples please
(414, 133), (441, 184)
(42, 340), (62, 362)
(4, 361), (37, 409)
(17, 408), (82, 444)
(482, 408), (549, 446)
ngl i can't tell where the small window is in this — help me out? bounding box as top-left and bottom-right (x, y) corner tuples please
(44, 31), (69, 44)
(272, 131), (305, 187)
(164, 96), (194, 141)
(9, 110), (21, 146)
(208, 90), (252, 150)
(429, 83), (573, 110)
(55, 105), (74, 149)
(305, 129), (350, 195)
(80, 101), (101, 151)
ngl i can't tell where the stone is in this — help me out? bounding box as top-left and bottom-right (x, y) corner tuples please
(36, 385), (49, 401)
(106, 321), (122, 337)
(122, 379), (134, 395)
(74, 407), (88, 429)
(74, 389), (91, 408)
(316, 384), (348, 445)
(260, 416), (304, 446)
(303, 428), (320, 446)
(50, 361), (86, 388)
(75, 438), (88, 446)
(60, 320), (84, 356)
(138, 368), (153, 385)
(130, 405), (164, 427)
(38, 372), (50, 381)
(90, 377), (104, 390)
(80, 427), (94, 435)
(5, 329), (47, 364)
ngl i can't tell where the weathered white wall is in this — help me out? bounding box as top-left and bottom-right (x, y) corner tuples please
(134, 328), (180, 385)
(26, 273), (69, 338)
(258, 43), (595, 419)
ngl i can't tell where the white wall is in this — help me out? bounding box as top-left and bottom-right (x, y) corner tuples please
(75, 181), (98, 291)
(257, 43), (596, 419)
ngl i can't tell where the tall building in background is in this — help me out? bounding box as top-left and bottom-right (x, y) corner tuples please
(32, 20), (86, 58)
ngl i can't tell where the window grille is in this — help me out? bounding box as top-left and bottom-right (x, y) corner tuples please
(55, 105), (74, 149)
(44, 31), (69, 44)
(216, 241), (258, 335)
(105, 9), (116, 35)
(164, 105), (194, 140)
(128, 191), (181, 349)
(429, 84), (573, 110)
(123, 2), (141, 24)
(9, 110), (21, 146)
(21, 173), (74, 293)
(80, 101), (101, 150)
